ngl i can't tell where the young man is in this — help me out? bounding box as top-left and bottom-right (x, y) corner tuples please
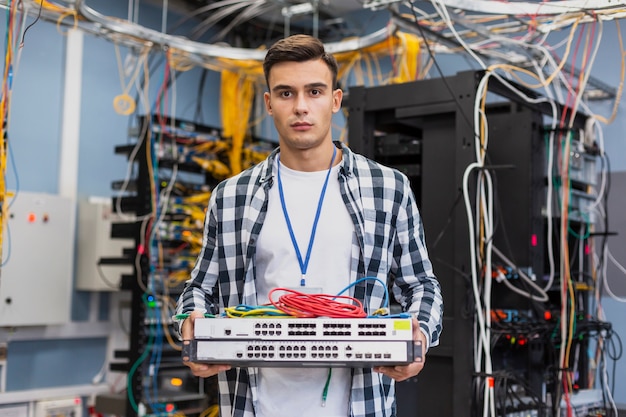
(176, 34), (443, 417)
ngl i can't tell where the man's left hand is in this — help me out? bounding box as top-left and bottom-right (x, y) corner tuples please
(373, 318), (426, 382)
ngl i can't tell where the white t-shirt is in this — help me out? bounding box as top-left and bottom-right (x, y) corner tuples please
(255, 159), (354, 417)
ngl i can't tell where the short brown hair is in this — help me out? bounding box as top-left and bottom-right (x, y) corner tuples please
(263, 34), (339, 89)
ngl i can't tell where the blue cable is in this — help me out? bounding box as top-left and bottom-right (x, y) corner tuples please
(335, 276), (390, 310)
(335, 277), (411, 318)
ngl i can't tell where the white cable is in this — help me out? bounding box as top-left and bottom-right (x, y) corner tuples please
(590, 217), (618, 417)
(127, 0), (134, 22)
(476, 65), (561, 299)
(463, 164), (491, 355)
(600, 337), (619, 416)
(432, 0), (580, 120)
(481, 170), (495, 417)
(494, 24), (576, 105)
(520, 56), (560, 296)
(133, 0), (140, 25)
(603, 250), (626, 302)
(91, 356), (108, 384)
(463, 162), (496, 417)
(115, 134), (148, 221)
(115, 51), (152, 221)
(558, 137), (571, 387)
(588, 123), (607, 211)
(432, 0), (580, 110)
(149, 66), (179, 252)
(169, 63), (178, 126)
(474, 72), (491, 161)
(427, 4), (606, 412)
(492, 246), (550, 302)
(438, 0), (626, 16)
(431, 0), (487, 70)
(473, 72), (492, 414)
(567, 19), (604, 128)
(544, 124), (557, 293)
(599, 306), (619, 416)
(424, 6), (605, 416)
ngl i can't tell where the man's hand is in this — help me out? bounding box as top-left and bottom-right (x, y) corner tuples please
(373, 318), (425, 381)
(181, 310), (232, 377)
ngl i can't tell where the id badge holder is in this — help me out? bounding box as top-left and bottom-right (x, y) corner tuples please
(286, 286), (323, 294)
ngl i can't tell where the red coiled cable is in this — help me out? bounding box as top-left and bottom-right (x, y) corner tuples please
(268, 287), (367, 318)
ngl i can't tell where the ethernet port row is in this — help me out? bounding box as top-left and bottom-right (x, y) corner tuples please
(357, 323), (387, 329)
(278, 353), (307, 358)
(322, 323), (350, 328)
(254, 330), (282, 336)
(311, 345), (338, 351)
(247, 352), (276, 358)
(278, 345), (306, 351)
(323, 331), (351, 336)
(311, 353), (339, 358)
(248, 345), (275, 351)
(287, 330), (316, 336)
(288, 323), (316, 328)
(357, 331), (387, 336)
(255, 322), (282, 329)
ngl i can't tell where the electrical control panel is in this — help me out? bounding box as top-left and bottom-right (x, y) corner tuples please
(34, 397), (82, 417)
(75, 197), (133, 291)
(0, 192), (74, 326)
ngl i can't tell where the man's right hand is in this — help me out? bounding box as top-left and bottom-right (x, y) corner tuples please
(181, 310), (232, 377)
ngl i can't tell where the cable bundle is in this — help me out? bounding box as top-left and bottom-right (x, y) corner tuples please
(268, 288), (367, 318)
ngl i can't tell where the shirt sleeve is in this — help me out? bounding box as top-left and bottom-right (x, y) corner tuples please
(392, 175), (444, 350)
(174, 195), (221, 338)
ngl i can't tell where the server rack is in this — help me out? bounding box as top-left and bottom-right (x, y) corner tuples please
(100, 115), (233, 417)
(345, 70), (594, 417)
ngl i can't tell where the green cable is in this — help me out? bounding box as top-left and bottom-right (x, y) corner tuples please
(567, 211), (591, 239)
(127, 294), (157, 413)
(173, 313), (216, 320)
(321, 368), (332, 406)
(127, 331), (154, 413)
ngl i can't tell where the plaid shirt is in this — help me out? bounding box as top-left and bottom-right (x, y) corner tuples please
(176, 141), (443, 417)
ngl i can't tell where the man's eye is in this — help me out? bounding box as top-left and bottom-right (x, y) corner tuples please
(311, 89), (321, 95)
(280, 91), (292, 98)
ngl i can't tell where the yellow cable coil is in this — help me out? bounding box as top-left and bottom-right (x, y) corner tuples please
(199, 404), (219, 417)
(190, 155), (230, 179)
(220, 69), (255, 176)
(392, 31), (421, 83)
(181, 192), (212, 205)
(334, 31), (422, 84)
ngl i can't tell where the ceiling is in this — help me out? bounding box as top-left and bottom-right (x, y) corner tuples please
(158, 0), (373, 47)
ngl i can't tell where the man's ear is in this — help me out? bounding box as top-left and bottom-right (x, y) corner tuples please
(332, 88), (343, 113)
(264, 91), (272, 115)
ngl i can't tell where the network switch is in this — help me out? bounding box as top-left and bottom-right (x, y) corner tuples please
(183, 339), (421, 367)
(193, 317), (414, 341)
(185, 317), (421, 367)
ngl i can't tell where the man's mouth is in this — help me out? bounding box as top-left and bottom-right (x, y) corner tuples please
(292, 122), (312, 130)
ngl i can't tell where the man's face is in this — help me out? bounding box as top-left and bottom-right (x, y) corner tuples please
(264, 58), (342, 153)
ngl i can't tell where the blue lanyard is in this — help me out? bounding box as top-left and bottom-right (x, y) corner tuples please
(276, 146), (337, 287)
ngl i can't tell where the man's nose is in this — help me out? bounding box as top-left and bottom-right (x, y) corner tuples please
(294, 95), (308, 114)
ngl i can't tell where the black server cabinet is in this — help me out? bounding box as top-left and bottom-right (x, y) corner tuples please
(347, 71), (478, 417)
(345, 71), (587, 417)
